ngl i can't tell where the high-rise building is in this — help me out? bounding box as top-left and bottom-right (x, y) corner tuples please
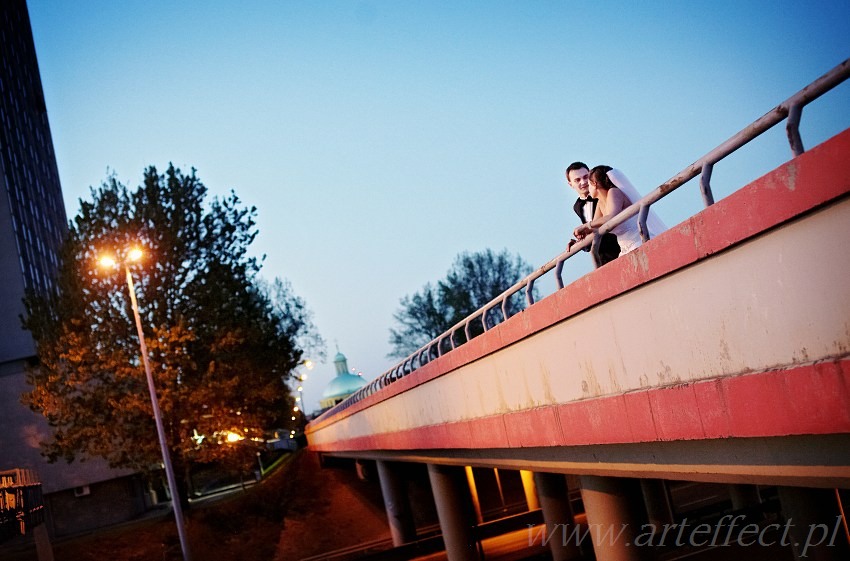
(0, 0), (66, 362)
(0, 0), (147, 540)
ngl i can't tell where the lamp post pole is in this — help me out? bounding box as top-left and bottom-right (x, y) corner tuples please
(123, 265), (192, 561)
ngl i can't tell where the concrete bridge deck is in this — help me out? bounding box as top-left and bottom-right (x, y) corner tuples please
(305, 64), (850, 561)
(308, 127), (850, 490)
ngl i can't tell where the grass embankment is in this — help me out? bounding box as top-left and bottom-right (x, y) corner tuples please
(8, 451), (303, 561)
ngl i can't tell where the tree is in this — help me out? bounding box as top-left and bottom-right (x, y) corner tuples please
(22, 164), (322, 502)
(388, 249), (533, 358)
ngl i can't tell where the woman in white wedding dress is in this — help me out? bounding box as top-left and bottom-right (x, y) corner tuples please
(573, 165), (666, 256)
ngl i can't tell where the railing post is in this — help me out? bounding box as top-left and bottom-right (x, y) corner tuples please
(700, 162), (715, 207)
(555, 259), (565, 290)
(787, 103), (805, 157)
(638, 205), (650, 242)
(590, 233), (602, 269)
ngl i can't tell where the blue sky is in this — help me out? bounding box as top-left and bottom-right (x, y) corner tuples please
(27, 0), (850, 412)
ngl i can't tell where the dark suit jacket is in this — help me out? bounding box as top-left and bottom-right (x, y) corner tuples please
(573, 197), (620, 265)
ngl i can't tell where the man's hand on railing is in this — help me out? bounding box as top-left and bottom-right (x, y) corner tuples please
(574, 223), (592, 239)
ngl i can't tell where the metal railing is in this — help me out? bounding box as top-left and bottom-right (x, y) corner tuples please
(0, 469), (44, 542)
(321, 57), (850, 419)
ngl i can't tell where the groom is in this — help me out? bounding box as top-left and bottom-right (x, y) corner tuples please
(565, 161), (620, 265)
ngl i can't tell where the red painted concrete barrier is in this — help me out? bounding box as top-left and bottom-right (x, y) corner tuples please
(307, 127), (850, 468)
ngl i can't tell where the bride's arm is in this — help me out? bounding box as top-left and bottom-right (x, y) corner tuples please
(586, 189), (628, 228)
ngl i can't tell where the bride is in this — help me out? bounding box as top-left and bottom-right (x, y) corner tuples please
(573, 165), (666, 256)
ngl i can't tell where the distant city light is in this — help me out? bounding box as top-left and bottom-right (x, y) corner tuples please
(225, 431), (243, 443)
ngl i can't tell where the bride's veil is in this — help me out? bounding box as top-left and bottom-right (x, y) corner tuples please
(607, 168), (667, 238)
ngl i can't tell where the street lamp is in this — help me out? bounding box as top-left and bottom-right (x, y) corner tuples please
(98, 248), (192, 561)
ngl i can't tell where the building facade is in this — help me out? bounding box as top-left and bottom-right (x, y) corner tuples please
(0, 0), (147, 540)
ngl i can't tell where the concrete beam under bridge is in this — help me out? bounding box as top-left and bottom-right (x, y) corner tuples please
(325, 433), (850, 489)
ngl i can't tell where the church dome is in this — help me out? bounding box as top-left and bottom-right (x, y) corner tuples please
(321, 372), (366, 400)
(319, 349), (366, 409)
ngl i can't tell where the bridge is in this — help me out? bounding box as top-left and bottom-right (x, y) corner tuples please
(306, 60), (850, 561)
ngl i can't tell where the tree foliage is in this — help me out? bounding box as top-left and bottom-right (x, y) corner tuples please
(388, 249), (533, 358)
(22, 165), (322, 496)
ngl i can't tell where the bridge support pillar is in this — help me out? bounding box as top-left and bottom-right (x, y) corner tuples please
(534, 472), (582, 561)
(427, 463), (481, 561)
(580, 475), (647, 561)
(640, 479), (674, 526)
(728, 484), (762, 513)
(520, 469), (540, 510)
(375, 460), (417, 546)
(778, 486), (849, 561)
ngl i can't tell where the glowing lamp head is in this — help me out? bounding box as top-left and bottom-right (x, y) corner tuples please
(128, 248), (143, 262)
(225, 431), (243, 443)
(98, 255), (117, 269)
(303, 359), (314, 370)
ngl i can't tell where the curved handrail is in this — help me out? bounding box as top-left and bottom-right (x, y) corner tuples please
(320, 57), (850, 418)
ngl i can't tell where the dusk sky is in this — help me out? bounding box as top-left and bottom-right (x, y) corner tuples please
(27, 1), (850, 412)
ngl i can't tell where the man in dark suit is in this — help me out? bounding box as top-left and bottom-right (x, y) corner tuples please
(565, 161), (620, 265)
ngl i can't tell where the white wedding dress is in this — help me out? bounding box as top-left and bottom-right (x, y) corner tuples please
(607, 169), (667, 255)
(611, 217), (644, 255)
